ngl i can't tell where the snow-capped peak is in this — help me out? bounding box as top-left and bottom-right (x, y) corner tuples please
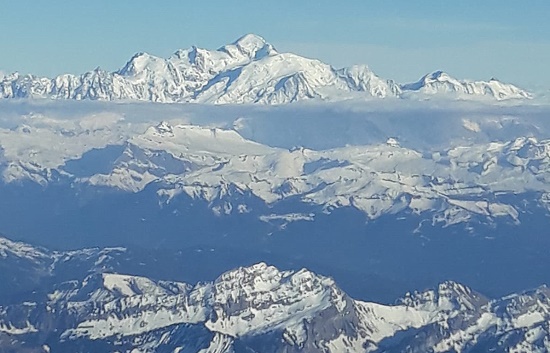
(401, 70), (532, 100)
(424, 70), (453, 82)
(401, 70), (458, 91)
(117, 52), (165, 76)
(339, 64), (402, 97)
(222, 33), (278, 60)
(399, 281), (488, 312)
(0, 34), (532, 104)
(206, 262), (350, 337)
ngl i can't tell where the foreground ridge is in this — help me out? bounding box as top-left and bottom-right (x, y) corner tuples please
(0, 34), (531, 103)
(0, 235), (548, 353)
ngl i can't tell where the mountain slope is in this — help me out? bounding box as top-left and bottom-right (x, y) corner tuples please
(0, 35), (530, 104)
(0, 238), (549, 353)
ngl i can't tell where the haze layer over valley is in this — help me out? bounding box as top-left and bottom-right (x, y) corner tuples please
(0, 97), (549, 302)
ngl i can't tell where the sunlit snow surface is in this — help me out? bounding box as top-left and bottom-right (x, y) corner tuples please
(0, 240), (549, 353)
(0, 34), (532, 104)
(1, 99), (550, 227)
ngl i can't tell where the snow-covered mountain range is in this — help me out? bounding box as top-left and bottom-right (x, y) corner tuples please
(0, 34), (545, 352)
(0, 34), (531, 103)
(0, 235), (548, 353)
(3, 116), (549, 228)
(2, 102), (550, 301)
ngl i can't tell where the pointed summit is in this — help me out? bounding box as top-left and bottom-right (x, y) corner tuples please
(232, 33), (268, 47)
(399, 281), (489, 312)
(221, 33), (277, 60)
(423, 70), (452, 82)
(117, 51), (164, 76)
(401, 70), (456, 91)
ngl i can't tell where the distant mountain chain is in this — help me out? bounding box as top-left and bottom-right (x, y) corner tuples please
(0, 235), (549, 353)
(3, 117), (550, 228)
(0, 34), (531, 103)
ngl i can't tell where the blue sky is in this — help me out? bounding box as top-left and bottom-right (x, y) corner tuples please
(1, 1), (548, 89)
